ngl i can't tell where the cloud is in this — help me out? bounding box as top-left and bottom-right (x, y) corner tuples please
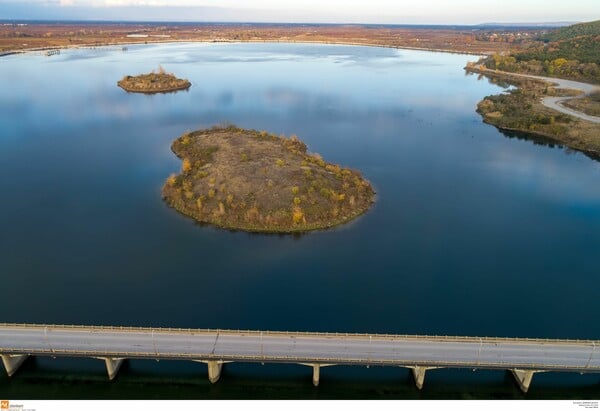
(62, 0), (237, 6)
(101, 0), (172, 6)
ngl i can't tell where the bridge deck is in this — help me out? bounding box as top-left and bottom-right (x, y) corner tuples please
(1, 324), (598, 372)
(0, 324), (600, 392)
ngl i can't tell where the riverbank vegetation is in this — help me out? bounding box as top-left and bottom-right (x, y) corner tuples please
(466, 69), (600, 158)
(117, 66), (191, 93)
(162, 126), (375, 233)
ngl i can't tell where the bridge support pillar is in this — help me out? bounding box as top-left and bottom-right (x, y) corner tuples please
(1, 354), (29, 377)
(96, 358), (124, 380)
(194, 361), (226, 383)
(511, 369), (536, 393)
(312, 364), (321, 387)
(207, 361), (222, 384)
(408, 366), (437, 390)
(299, 363), (334, 387)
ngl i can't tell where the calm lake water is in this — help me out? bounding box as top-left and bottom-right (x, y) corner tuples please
(1, 42), (599, 399)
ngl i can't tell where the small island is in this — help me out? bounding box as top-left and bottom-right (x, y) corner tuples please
(162, 126), (375, 233)
(117, 66), (191, 93)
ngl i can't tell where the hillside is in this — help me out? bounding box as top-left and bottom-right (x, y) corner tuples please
(479, 20), (600, 84)
(516, 35), (600, 65)
(541, 20), (600, 42)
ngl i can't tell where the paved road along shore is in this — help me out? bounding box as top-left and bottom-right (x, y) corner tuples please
(484, 70), (600, 124)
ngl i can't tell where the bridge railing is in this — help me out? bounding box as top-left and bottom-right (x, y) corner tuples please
(1, 323), (597, 345)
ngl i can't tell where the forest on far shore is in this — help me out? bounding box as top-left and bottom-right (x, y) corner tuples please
(481, 20), (600, 84)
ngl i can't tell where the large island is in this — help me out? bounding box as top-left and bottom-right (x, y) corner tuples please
(162, 126), (375, 233)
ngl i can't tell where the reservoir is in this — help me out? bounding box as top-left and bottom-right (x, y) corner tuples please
(0, 42), (599, 398)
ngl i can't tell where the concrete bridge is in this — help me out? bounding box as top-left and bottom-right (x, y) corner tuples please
(1, 323), (598, 393)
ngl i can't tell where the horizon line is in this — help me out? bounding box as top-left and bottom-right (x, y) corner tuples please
(0, 18), (585, 27)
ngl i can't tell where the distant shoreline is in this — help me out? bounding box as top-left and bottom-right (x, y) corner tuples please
(0, 22), (520, 56)
(0, 20), (574, 27)
(0, 38), (488, 58)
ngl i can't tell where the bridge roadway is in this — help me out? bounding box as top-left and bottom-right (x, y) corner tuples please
(1, 324), (599, 392)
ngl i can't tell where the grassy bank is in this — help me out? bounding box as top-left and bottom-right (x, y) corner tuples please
(562, 92), (600, 117)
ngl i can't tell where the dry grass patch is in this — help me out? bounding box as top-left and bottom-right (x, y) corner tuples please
(562, 92), (600, 117)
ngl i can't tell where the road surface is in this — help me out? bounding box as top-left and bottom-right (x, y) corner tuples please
(493, 71), (600, 124)
(1, 324), (598, 372)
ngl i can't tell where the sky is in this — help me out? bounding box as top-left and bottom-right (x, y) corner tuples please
(0, 0), (599, 24)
